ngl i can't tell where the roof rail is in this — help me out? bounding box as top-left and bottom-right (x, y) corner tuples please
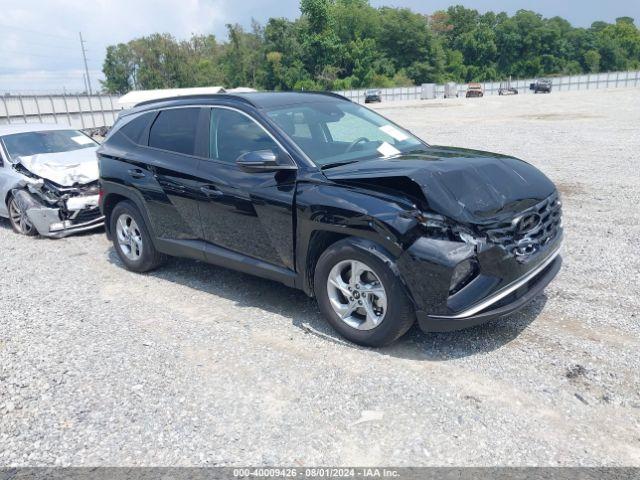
(133, 93), (257, 109)
(303, 91), (351, 102)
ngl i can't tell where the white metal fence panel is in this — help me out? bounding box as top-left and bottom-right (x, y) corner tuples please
(0, 94), (120, 130)
(336, 70), (640, 103)
(1, 69), (639, 129)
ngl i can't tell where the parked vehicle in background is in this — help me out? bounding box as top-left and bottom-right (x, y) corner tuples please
(444, 82), (458, 98)
(531, 79), (552, 93)
(364, 89), (382, 103)
(499, 79), (518, 95)
(99, 92), (562, 347)
(0, 124), (104, 237)
(466, 83), (484, 98)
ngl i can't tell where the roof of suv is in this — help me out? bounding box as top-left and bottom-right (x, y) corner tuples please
(129, 91), (349, 114)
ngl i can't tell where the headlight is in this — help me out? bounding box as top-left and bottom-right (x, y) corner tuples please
(416, 212), (485, 245)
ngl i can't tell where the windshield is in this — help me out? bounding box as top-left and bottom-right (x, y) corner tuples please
(266, 100), (425, 167)
(1, 129), (97, 161)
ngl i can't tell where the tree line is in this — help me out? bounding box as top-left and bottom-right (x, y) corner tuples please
(101, 0), (640, 94)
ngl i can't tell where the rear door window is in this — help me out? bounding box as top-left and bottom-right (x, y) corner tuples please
(149, 108), (200, 156)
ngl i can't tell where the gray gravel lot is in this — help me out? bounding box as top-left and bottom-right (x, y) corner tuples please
(1, 88), (639, 466)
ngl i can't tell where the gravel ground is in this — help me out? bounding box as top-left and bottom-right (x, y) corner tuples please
(1, 87), (639, 467)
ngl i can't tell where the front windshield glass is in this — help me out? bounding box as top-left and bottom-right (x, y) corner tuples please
(266, 100), (425, 167)
(1, 130), (97, 161)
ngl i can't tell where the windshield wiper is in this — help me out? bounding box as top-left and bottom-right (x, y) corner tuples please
(404, 147), (431, 155)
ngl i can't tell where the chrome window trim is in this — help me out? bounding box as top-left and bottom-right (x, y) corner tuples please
(135, 104), (300, 168)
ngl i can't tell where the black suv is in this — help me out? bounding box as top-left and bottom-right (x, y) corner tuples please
(98, 92), (562, 346)
(364, 90), (382, 103)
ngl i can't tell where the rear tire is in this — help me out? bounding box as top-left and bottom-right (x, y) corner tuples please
(314, 239), (415, 347)
(110, 201), (166, 272)
(7, 195), (38, 237)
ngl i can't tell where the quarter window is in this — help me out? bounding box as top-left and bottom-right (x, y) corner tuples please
(149, 108), (200, 155)
(120, 112), (155, 144)
(210, 108), (279, 162)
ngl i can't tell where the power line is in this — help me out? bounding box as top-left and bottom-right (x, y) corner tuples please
(0, 22), (101, 44)
(0, 69), (103, 79)
(5, 40), (87, 52)
(0, 50), (59, 59)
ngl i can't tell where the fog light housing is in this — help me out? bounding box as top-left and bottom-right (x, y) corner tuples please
(449, 259), (478, 295)
(49, 220), (72, 232)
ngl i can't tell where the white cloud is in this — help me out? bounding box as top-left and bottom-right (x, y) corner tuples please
(0, 0), (235, 93)
(0, 0), (634, 93)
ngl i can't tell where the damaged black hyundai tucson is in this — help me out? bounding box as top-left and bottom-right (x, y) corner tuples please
(98, 92), (562, 347)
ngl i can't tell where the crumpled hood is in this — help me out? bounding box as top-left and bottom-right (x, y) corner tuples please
(17, 147), (99, 187)
(323, 146), (556, 224)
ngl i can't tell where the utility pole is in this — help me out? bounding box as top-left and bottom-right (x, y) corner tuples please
(79, 32), (93, 95)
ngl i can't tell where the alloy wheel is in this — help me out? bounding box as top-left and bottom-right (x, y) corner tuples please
(116, 213), (143, 261)
(8, 198), (35, 235)
(326, 259), (387, 330)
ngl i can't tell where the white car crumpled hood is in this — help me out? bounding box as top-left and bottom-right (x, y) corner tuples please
(17, 147), (99, 187)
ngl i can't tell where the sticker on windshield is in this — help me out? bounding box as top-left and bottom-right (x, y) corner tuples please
(377, 141), (401, 158)
(380, 125), (409, 142)
(71, 135), (94, 145)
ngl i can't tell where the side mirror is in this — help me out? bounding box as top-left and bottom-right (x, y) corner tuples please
(236, 150), (297, 173)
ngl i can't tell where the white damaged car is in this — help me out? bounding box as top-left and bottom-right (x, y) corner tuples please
(0, 124), (104, 238)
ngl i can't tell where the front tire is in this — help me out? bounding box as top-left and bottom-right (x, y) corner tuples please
(314, 239), (415, 347)
(110, 201), (166, 272)
(8, 195), (38, 236)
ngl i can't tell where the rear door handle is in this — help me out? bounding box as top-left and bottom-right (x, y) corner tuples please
(200, 185), (223, 197)
(128, 168), (146, 179)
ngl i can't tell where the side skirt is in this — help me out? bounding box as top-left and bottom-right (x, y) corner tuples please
(155, 238), (298, 288)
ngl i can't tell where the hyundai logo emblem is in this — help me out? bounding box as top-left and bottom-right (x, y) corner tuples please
(514, 213), (541, 234)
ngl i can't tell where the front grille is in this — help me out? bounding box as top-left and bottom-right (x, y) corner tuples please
(479, 192), (562, 260)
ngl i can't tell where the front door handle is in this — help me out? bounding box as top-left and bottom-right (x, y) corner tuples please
(200, 185), (223, 197)
(128, 168), (146, 179)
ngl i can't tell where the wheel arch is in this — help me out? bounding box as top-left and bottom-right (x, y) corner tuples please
(4, 188), (13, 210)
(102, 192), (128, 237)
(302, 231), (402, 298)
(101, 182), (157, 245)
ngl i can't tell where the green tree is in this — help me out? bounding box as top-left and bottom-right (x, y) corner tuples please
(584, 49), (601, 72)
(101, 1), (640, 95)
(300, 0), (341, 76)
(101, 43), (136, 94)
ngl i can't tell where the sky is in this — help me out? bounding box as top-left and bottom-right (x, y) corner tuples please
(0, 0), (638, 94)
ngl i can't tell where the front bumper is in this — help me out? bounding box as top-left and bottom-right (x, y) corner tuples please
(416, 248), (562, 332)
(26, 207), (105, 238)
(396, 225), (563, 333)
(12, 189), (104, 238)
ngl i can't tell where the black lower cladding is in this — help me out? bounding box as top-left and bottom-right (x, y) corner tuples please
(416, 254), (562, 333)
